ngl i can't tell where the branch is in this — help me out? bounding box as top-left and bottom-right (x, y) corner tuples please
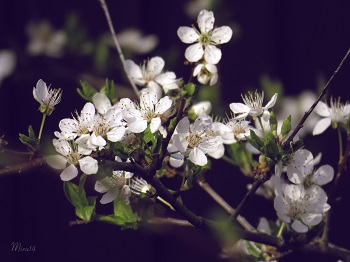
(282, 47), (350, 149)
(198, 179), (256, 232)
(0, 157), (45, 177)
(98, 0), (140, 98)
(230, 179), (264, 221)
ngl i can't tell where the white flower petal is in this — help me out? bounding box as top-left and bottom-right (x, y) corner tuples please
(93, 93), (111, 115)
(100, 188), (120, 204)
(264, 93), (278, 109)
(211, 26), (233, 44)
(128, 120), (148, 133)
(193, 64), (204, 77)
(314, 101), (330, 117)
(301, 213), (323, 226)
(176, 117), (190, 136)
(177, 27), (199, 44)
(107, 126), (126, 142)
(33, 79), (48, 103)
(94, 180), (109, 193)
(189, 147), (207, 166)
(79, 156), (98, 175)
(185, 43), (204, 62)
(312, 117), (331, 135)
(204, 45), (222, 64)
(229, 103), (250, 114)
(197, 10), (215, 33)
(170, 156), (184, 168)
(274, 196), (288, 215)
(291, 220), (308, 233)
(155, 96), (172, 114)
(287, 166), (304, 184)
(46, 155), (67, 169)
(125, 59), (144, 84)
(60, 164), (78, 181)
(312, 165), (334, 186)
(150, 117), (161, 133)
(208, 143), (224, 159)
(147, 57), (165, 76)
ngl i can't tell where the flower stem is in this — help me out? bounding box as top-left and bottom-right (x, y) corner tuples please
(156, 196), (175, 211)
(38, 113), (47, 141)
(258, 116), (265, 136)
(276, 222), (285, 237)
(337, 125), (343, 163)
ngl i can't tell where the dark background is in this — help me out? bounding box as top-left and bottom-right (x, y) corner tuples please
(0, 0), (350, 261)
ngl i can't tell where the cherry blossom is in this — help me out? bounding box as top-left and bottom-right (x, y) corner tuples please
(177, 9), (232, 64)
(193, 62), (218, 86)
(33, 79), (62, 115)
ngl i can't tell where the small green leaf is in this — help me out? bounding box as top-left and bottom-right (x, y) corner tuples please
(114, 193), (138, 223)
(246, 129), (263, 151)
(113, 141), (134, 159)
(269, 111), (277, 133)
(100, 79), (117, 104)
(263, 132), (280, 162)
(76, 204), (95, 222)
(184, 83), (196, 96)
(77, 81), (98, 102)
(63, 181), (82, 208)
(281, 115), (292, 139)
(19, 125), (38, 150)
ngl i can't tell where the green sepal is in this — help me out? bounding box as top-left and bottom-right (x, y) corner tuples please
(77, 81), (98, 102)
(19, 125), (39, 151)
(281, 115), (292, 139)
(246, 129), (263, 151)
(269, 111), (277, 134)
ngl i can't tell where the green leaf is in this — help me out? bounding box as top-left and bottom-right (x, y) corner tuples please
(114, 194), (137, 220)
(19, 125), (38, 150)
(100, 79), (117, 104)
(269, 111), (277, 133)
(63, 175), (96, 222)
(94, 214), (137, 229)
(77, 81), (98, 102)
(184, 83), (196, 96)
(263, 132), (280, 162)
(113, 141), (134, 159)
(290, 139), (304, 152)
(246, 129), (263, 151)
(281, 115), (292, 139)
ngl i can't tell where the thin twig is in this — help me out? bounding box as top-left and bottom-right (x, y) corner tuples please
(198, 179), (256, 232)
(146, 217), (193, 227)
(230, 179), (264, 221)
(282, 47), (350, 149)
(0, 158), (45, 177)
(98, 0), (140, 98)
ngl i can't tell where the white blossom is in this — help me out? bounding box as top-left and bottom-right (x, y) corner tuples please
(193, 62), (218, 85)
(313, 98), (350, 135)
(125, 56), (179, 98)
(123, 90), (172, 134)
(230, 91), (278, 121)
(169, 115), (223, 166)
(177, 9), (232, 64)
(46, 139), (97, 181)
(33, 79), (62, 115)
(274, 183), (329, 233)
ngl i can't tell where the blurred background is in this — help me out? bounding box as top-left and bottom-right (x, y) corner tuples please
(0, 0), (350, 261)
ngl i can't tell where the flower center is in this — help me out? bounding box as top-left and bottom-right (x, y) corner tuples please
(67, 152), (80, 165)
(199, 33), (212, 46)
(242, 91), (264, 110)
(186, 133), (202, 148)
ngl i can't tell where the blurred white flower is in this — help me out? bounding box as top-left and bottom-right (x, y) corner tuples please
(177, 9), (232, 64)
(185, 0), (214, 19)
(313, 98), (350, 135)
(0, 50), (16, 85)
(26, 21), (66, 57)
(116, 28), (158, 54)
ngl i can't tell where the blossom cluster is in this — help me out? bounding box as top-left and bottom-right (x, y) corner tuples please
(33, 8), (349, 242)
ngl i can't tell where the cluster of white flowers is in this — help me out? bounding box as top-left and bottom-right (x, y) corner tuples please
(178, 9), (232, 86)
